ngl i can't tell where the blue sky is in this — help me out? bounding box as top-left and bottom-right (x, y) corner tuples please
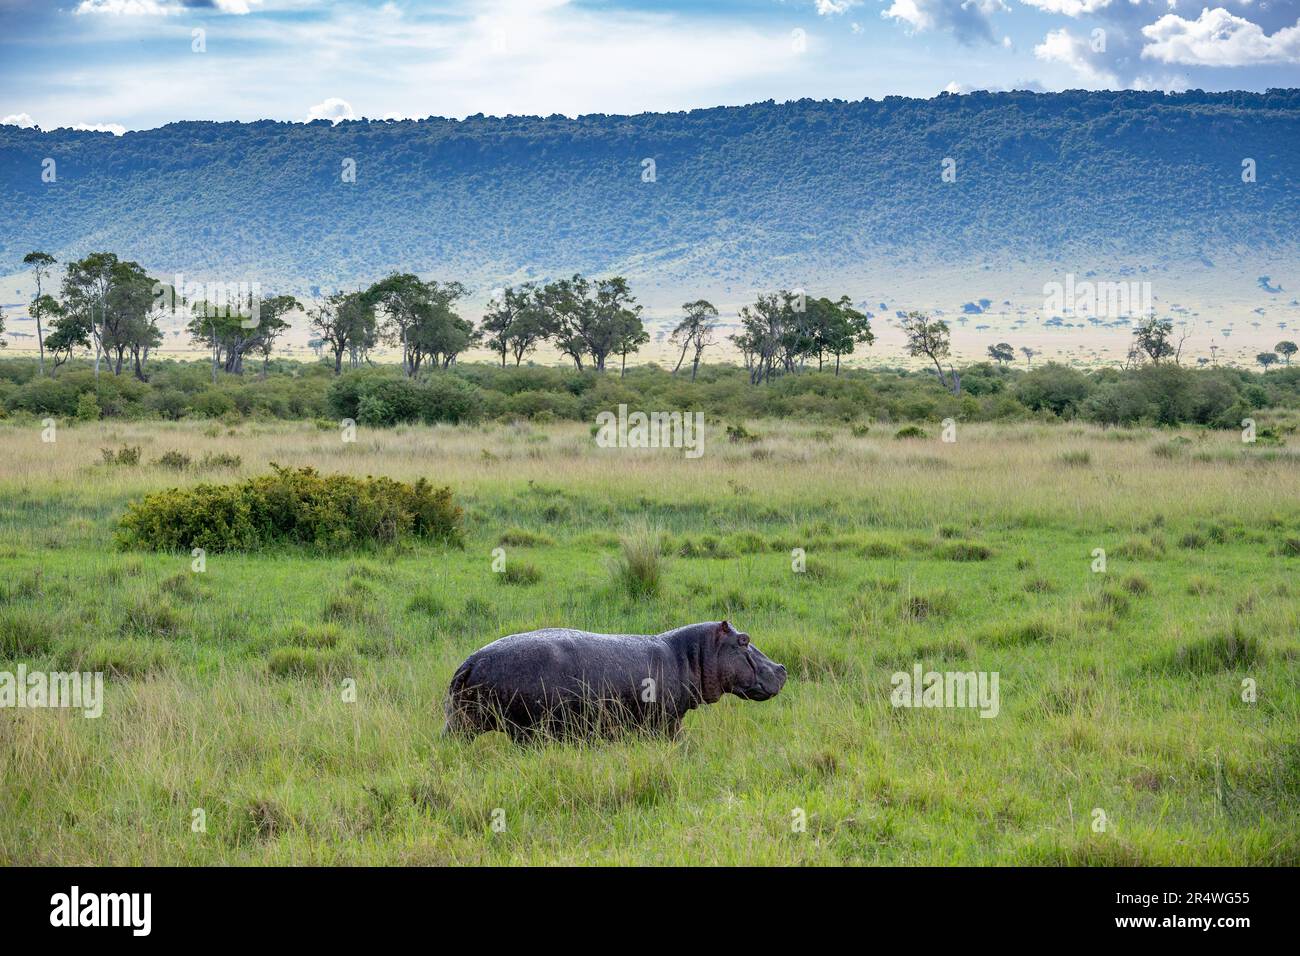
(1, 0), (1298, 132)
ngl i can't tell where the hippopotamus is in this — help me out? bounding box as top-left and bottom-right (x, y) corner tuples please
(444, 620), (787, 740)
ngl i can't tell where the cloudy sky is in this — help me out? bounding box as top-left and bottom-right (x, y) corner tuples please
(1, 0), (1297, 133)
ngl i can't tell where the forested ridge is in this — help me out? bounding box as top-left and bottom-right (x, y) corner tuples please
(3, 90), (1297, 292)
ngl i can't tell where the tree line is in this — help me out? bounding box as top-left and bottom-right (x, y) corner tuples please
(6, 251), (880, 385)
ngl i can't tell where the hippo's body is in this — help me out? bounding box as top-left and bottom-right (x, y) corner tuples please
(444, 621), (786, 740)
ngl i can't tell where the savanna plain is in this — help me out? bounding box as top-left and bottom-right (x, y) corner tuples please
(1, 416), (1297, 865)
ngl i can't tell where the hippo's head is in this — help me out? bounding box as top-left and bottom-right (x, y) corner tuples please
(712, 620), (787, 702)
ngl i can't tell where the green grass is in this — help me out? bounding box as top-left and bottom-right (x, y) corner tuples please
(0, 417), (1297, 864)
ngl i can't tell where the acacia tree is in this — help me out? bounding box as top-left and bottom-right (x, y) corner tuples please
(1021, 346), (1037, 367)
(535, 276), (591, 371)
(1132, 316), (1175, 365)
(1257, 351), (1279, 370)
(311, 292), (376, 374)
(732, 292), (794, 384)
(365, 272), (428, 377)
(44, 303), (87, 371)
(987, 342), (1015, 366)
(99, 258), (160, 379)
(186, 293), (301, 376)
(807, 295), (872, 375)
(533, 275), (644, 372)
(481, 284), (544, 367)
(613, 309), (649, 377)
(367, 274), (471, 375)
(61, 252), (117, 378)
(409, 282), (477, 370)
(670, 299), (719, 381)
(253, 295), (303, 377)
(23, 251), (56, 375)
(592, 277), (643, 372)
(900, 311), (956, 392)
(1276, 341), (1297, 365)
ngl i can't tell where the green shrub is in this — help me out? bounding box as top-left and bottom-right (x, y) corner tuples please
(102, 445), (141, 466)
(116, 465), (463, 552)
(155, 450), (192, 471)
(725, 422), (759, 443)
(75, 391), (101, 421)
(192, 389), (237, 418)
(894, 425), (927, 439)
(200, 452), (242, 469)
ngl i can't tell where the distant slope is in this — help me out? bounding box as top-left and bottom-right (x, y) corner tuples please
(3, 90), (1297, 299)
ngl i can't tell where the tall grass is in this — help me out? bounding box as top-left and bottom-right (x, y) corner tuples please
(611, 521), (665, 598)
(0, 418), (1298, 864)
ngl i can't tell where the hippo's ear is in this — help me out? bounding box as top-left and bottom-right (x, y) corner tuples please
(716, 620), (734, 638)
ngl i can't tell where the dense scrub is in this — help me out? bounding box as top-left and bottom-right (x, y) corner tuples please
(116, 465), (463, 552)
(1, 356), (1297, 430)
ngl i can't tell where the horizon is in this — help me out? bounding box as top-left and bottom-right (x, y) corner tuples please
(2, 85), (1297, 137)
(3, 0), (1299, 135)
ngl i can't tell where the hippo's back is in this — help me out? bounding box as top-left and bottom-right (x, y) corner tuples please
(465, 627), (662, 693)
(446, 627), (677, 737)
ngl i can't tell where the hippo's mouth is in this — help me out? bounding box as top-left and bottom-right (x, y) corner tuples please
(733, 670), (786, 701)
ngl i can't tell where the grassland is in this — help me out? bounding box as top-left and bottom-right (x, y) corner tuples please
(1, 416), (1298, 865)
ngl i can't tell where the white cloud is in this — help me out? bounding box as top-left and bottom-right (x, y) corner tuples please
(306, 97), (355, 124)
(1141, 8), (1300, 65)
(815, 0), (860, 14)
(1, 113), (37, 128)
(1034, 27), (1120, 84)
(1017, 0), (1114, 16)
(70, 122), (128, 135)
(882, 0), (1009, 45)
(76, 0), (175, 13)
(76, 0), (259, 13)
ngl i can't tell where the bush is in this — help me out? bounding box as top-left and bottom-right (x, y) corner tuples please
(116, 465), (463, 552)
(192, 389), (237, 419)
(155, 450), (192, 471)
(1016, 363), (1092, 418)
(75, 391), (101, 421)
(200, 452), (242, 469)
(328, 369), (484, 426)
(894, 425), (927, 439)
(102, 445), (141, 466)
(612, 522), (665, 598)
